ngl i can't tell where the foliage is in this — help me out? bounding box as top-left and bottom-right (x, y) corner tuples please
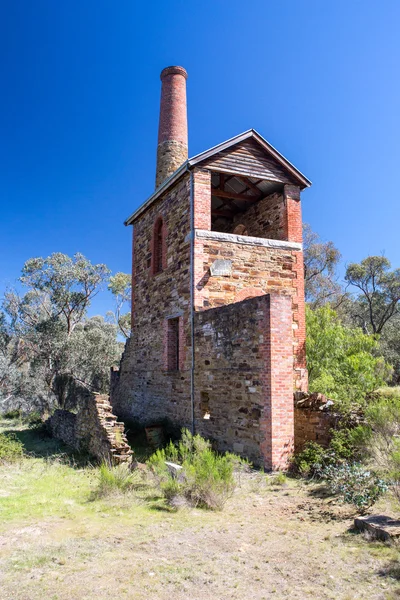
(0, 432), (24, 463)
(2, 409), (22, 420)
(345, 256), (400, 335)
(270, 472), (288, 486)
(322, 462), (388, 511)
(148, 429), (238, 510)
(2, 253), (121, 412)
(375, 314), (400, 384)
(359, 395), (400, 504)
(108, 272), (131, 339)
(15, 252), (110, 336)
(303, 223), (344, 308)
(94, 462), (138, 497)
(306, 306), (391, 408)
(293, 441), (329, 477)
(292, 429), (360, 477)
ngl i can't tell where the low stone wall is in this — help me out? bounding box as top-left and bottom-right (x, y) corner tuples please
(294, 392), (340, 452)
(46, 393), (133, 465)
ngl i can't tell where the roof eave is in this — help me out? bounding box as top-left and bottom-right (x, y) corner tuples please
(124, 161), (189, 226)
(188, 128), (311, 189)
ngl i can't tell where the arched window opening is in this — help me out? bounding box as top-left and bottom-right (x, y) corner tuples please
(153, 217), (164, 274)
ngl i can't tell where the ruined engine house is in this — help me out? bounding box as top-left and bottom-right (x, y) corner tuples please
(112, 66), (311, 469)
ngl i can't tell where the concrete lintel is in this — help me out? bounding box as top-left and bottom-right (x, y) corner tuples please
(193, 229), (302, 251)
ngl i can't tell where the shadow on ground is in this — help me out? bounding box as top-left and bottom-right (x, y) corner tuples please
(5, 425), (93, 467)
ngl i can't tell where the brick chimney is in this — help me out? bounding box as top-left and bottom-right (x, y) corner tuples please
(155, 66), (188, 189)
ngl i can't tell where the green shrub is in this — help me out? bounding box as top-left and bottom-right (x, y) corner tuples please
(292, 429), (360, 477)
(25, 411), (43, 428)
(2, 409), (22, 420)
(306, 306), (391, 410)
(0, 432), (24, 463)
(148, 429), (238, 510)
(358, 395), (400, 504)
(270, 472), (288, 486)
(322, 462), (388, 511)
(94, 462), (137, 497)
(292, 441), (327, 477)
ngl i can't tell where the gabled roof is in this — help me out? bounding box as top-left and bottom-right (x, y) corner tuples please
(188, 129), (311, 188)
(124, 129), (311, 225)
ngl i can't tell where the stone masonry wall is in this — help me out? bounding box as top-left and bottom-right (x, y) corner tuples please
(293, 393), (340, 452)
(111, 173), (192, 426)
(47, 393), (133, 464)
(194, 294), (294, 469)
(193, 230), (305, 389)
(230, 192), (286, 240)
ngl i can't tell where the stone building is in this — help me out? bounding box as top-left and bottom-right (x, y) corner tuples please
(112, 66), (311, 469)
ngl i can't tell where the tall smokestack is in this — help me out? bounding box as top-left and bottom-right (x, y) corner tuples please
(155, 66), (188, 189)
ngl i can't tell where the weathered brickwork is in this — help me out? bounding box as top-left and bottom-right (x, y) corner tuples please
(46, 393), (133, 464)
(294, 393), (340, 452)
(112, 174), (193, 426)
(156, 66), (188, 189)
(194, 294), (294, 469)
(230, 192), (286, 240)
(114, 66), (312, 469)
(193, 230), (305, 390)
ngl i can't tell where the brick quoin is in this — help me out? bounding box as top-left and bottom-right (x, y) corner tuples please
(260, 293), (294, 470)
(193, 169), (211, 230)
(284, 184), (308, 390)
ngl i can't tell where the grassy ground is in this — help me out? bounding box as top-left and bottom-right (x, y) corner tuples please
(1, 419), (400, 600)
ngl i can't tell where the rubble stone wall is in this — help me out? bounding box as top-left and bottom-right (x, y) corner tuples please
(47, 393), (133, 464)
(294, 393), (340, 452)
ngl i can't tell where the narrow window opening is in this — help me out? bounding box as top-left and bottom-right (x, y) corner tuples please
(200, 391), (210, 419)
(167, 317), (179, 371)
(153, 218), (164, 274)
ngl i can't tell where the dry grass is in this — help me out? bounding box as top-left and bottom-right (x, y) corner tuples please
(0, 420), (400, 599)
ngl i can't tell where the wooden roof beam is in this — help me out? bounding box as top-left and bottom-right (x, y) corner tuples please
(237, 176), (263, 197)
(211, 189), (259, 202)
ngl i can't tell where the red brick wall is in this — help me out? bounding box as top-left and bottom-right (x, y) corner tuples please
(260, 294), (294, 469)
(193, 168), (211, 230)
(284, 184), (307, 389)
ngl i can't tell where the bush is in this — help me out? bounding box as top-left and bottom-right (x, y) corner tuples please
(25, 411), (43, 428)
(147, 429), (239, 510)
(306, 306), (391, 410)
(292, 428), (359, 477)
(358, 395), (400, 504)
(322, 462), (388, 511)
(0, 432), (24, 463)
(2, 409), (21, 420)
(94, 462), (138, 497)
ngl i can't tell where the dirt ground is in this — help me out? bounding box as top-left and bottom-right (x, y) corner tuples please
(1, 420), (400, 600)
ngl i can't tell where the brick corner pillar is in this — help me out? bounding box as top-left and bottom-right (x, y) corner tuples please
(260, 293), (294, 470)
(284, 184), (308, 392)
(193, 168), (211, 231)
(156, 66), (188, 189)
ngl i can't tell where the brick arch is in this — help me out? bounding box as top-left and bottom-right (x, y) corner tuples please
(151, 215), (167, 275)
(234, 287), (265, 303)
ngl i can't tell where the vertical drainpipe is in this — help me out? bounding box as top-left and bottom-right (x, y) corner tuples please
(189, 170), (195, 434)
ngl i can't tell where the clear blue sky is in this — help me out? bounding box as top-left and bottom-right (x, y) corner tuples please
(1, 1), (399, 315)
